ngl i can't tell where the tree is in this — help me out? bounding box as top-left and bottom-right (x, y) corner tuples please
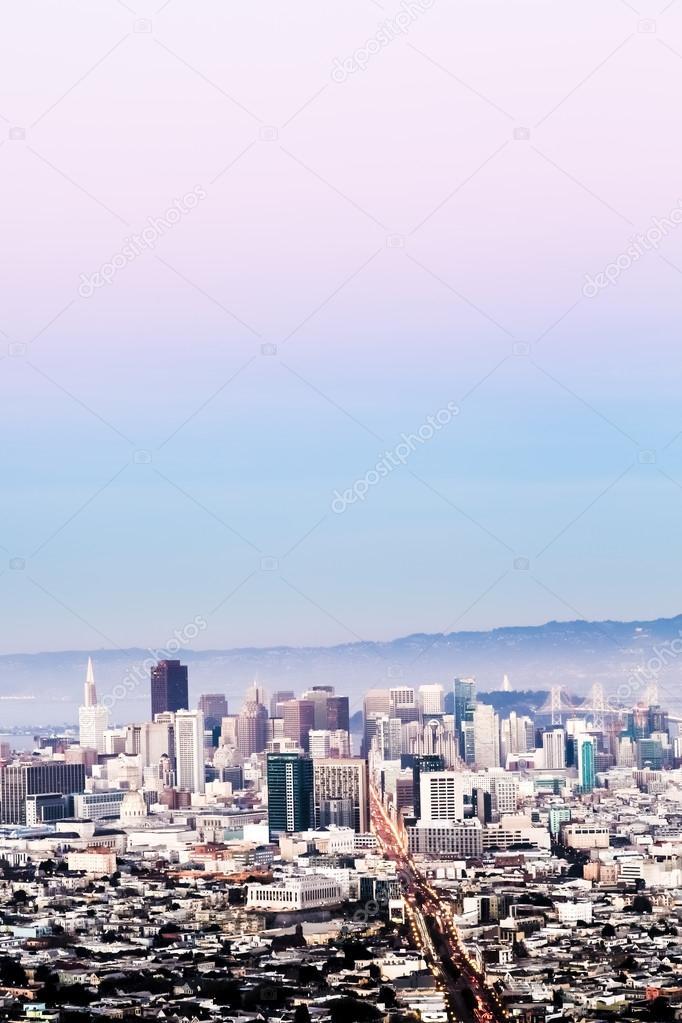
(601, 923), (616, 938)
(632, 895), (653, 914)
(294, 1005), (311, 1023)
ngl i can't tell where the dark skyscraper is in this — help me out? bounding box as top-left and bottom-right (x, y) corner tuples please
(151, 660), (189, 719)
(198, 693), (228, 729)
(327, 696), (350, 732)
(266, 752), (314, 839)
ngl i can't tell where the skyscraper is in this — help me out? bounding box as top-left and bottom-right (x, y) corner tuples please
(542, 727), (566, 770)
(473, 704), (500, 768)
(270, 690), (295, 718)
(418, 684), (444, 716)
(266, 752), (314, 838)
(454, 677), (476, 758)
(151, 660), (189, 719)
(577, 734), (596, 793)
(174, 709), (205, 794)
(236, 701), (268, 757)
(78, 658), (109, 754)
(313, 758), (369, 832)
(412, 754), (445, 817)
(198, 693), (228, 729)
(282, 699), (315, 752)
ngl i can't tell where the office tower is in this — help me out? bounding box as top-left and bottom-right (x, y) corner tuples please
(617, 735), (635, 767)
(419, 771), (465, 822)
(220, 715), (237, 748)
(390, 687), (419, 723)
(266, 752), (314, 838)
(412, 754), (445, 818)
(267, 716), (285, 743)
(473, 704), (500, 768)
(418, 684), (444, 716)
(577, 734), (596, 792)
(362, 689), (391, 755)
(140, 719), (175, 769)
(372, 715), (402, 760)
(501, 712), (534, 762)
(636, 737), (664, 770)
(542, 727), (566, 770)
(454, 677), (476, 758)
(326, 696), (350, 732)
(313, 758), (369, 832)
(236, 701), (268, 757)
(78, 658), (109, 755)
(282, 699), (315, 752)
(648, 705), (669, 736)
(0, 761), (86, 826)
(103, 729), (126, 755)
(309, 730), (331, 758)
(124, 724), (142, 756)
(302, 687), (335, 729)
(244, 682), (266, 706)
(490, 774), (519, 814)
(198, 694), (228, 729)
(461, 721), (476, 765)
(150, 660), (189, 718)
(270, 690), (295, 718)
(174, 709), (205, 794)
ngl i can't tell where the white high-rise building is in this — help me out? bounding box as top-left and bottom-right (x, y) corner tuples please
(473, 704), (500, 768)
(78, 658), (109, 755)
(419, 771), (465, 822)
(309, 730), (331, 758)
(418, 684), (444, 715)
(542, 728), (566, 770)
(175, 709), (205, 794)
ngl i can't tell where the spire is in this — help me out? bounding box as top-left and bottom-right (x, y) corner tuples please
(84, 657), (97, 707)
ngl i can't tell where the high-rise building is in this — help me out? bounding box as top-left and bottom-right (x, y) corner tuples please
(313, 758), (369, 832)
(150, 660), (189, 719)
(282, 700), (315, 752)
(390, 687), (419, 723)
(266, 752), (314, 838)
(198, 694), (228, 729)
(78, 658), (109, 754)
(362, 689), (391, 755)
(0, 761), (86, 825)
(577, 734), (596, 793)
(309, 730), (331, 758)
(270, 691), (295, 718)
(236, 701), (268, 757)
(412, 754), (445, 817)
(419, 771), (465, 822)
(372, 715), (402, 760)
(418, 685), (444, 716)
(140, 719), (175, 769)
(454, 677), (476, 758)
(326, 696), (350, 732)
(174, 709), (205, 794)
(473, 704), (500, 768)
(542, 727), (566, 770)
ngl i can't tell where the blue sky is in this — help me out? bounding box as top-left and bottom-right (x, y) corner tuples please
(2, 0), (682, 654)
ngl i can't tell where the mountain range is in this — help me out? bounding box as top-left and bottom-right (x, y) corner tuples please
(0, 612), (680, 728)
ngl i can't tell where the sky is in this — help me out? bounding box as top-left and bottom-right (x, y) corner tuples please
(2, 0), (682, 657)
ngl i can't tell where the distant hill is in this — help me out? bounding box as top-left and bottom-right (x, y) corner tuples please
(1, 613), (680, 727)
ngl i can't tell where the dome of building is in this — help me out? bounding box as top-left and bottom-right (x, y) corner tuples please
(119, 788), (148, 826)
